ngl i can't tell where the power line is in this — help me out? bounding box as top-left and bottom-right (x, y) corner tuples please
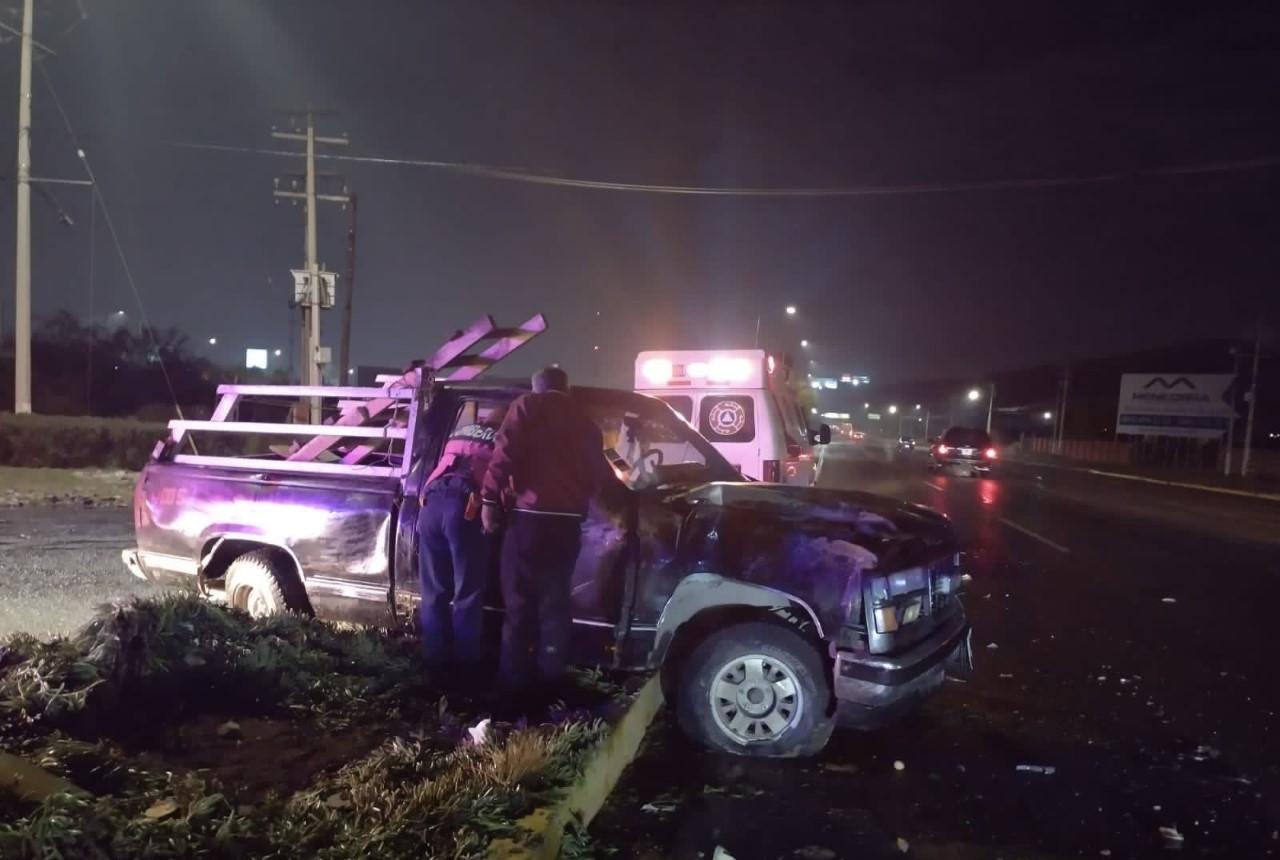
(38, 60), (185, 420)
(169, 139), (1280, 198)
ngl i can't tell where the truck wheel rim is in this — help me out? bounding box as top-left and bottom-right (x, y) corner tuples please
(709, 653), (803, 744)
(246, 589), (271, 618)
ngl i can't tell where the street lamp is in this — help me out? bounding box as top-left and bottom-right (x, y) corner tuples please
(888, 405), (898, 414)
(914, 404), (921, 410)
(967, 388), (981, 402)
(800, 339), (810, 348)
(274, 349), (283, 357)
(1043, 411), (1053, 421)
(785, 305), (797, 316)
(208, 337), (217, 346)
(755, 306), (798, 348)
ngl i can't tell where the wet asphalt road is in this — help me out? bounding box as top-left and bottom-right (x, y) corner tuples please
(0, 507), (164, 639)
(591, 442), (1280, 859)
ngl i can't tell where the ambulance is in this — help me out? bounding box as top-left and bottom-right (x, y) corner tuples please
(634, 349), (829, 484)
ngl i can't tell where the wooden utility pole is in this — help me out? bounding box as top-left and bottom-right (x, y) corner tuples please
(272, 110), (348, 420)
(339, 192), (358, 384)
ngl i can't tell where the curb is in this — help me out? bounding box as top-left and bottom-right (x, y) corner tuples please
(487, 673), (665, 859)
(1082, 468), (1280, 503)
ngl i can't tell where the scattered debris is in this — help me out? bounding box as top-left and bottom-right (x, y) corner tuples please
(1161, 597), (1177, 604)
(794, 847), (837, 860)
(1158, 825), (1185, 848)
(893, 759), (906, 772)
(713, 846), (737, 860)
(1101, 850), (1112, 857)
(466, 717), (492, 746)
(1190, 745), (1220, 762)
(142, 798), (179, 820)
(998, 672), (1014, 679)
(823, 762), (859, 774)
(986, 642), (999, 650)
(215, 720), (242, 740)
(641, 800), (680, 814)
(1015, 764), (1056, 775)
(896, 836), (911, 853)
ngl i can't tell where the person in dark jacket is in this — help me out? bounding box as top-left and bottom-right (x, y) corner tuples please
(418, 404), (505, 672)
(481, 366), (605, 696)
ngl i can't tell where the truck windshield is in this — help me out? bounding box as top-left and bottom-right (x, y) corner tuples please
(584, 394), (741, 487)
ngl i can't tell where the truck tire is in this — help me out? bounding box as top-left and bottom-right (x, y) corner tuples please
(224, 550), (303, 619)
(675, 621), (834, 758)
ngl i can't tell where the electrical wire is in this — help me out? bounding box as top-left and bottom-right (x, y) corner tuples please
(170, 140), (1280, 198)
(38, 60), (187, 421)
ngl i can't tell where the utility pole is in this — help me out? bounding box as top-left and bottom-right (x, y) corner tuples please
(272, 110), (348, 421)
(1241, 328), (1263, 478)
(1054, 366), (1070, 455)
(12, 0), (33, 414)
(339, 192), (357, 385)
(1224, 349), (1241, 476)
(985, 382), (996, 434)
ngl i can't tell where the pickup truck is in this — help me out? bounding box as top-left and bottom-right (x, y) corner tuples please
(124, 376), (971, 758)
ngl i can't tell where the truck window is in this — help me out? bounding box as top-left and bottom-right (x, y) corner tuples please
(589, 402), (714, 489)
(657, 395), (693, 422)
(699, 395), (756, 444)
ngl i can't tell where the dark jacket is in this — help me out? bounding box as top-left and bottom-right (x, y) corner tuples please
(481, 390), (605, 516)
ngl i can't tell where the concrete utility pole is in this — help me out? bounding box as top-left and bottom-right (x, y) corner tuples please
(1241, 328), (1263, 478)
(985, 382), (996, 434)
(1054, 366), (1070, 454)
(12, 0), (33, 414)
(272, 111), (348, 420)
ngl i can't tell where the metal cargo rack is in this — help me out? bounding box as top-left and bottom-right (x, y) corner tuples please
(159, 314), (546, 479)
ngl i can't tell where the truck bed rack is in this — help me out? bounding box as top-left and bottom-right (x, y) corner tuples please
(160, 314), (546, 478)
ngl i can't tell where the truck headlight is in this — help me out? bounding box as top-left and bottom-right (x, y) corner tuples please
(873, 605), (898, 633)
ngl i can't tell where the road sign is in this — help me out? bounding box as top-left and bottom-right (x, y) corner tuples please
(1115, 373), (1236, 438)
(868, 413), (881, 421)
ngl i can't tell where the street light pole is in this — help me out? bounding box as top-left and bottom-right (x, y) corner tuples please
(1241, 328), (1263, 478)
(1224, 349), (1241, 476)
(986, 382), (996, 434)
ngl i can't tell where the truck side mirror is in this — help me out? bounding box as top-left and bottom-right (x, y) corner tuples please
(812, 424), (832, 445)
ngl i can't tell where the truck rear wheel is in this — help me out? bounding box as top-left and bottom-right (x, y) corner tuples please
(675, 621), (834, 758)
(224, 550), (303, 618)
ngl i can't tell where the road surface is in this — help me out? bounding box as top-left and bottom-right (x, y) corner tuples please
(591, 442), (1280, 859)
(0, 507), (164, 639)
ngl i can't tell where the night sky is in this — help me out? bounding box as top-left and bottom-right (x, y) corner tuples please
(1, 0), (1279, 388)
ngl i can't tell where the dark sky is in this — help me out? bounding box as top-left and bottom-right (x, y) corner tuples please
(2, 0), (1279, 387)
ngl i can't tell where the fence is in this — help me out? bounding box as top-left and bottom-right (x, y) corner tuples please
(1022, 435), (1280, 481)
(1025, 436), (1131, 465)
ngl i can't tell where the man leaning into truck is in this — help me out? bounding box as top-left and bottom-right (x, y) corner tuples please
(481, 366), (605, 702)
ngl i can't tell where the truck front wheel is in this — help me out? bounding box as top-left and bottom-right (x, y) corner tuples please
(224, 550), (303, 619)
(675, 621), (834, 758)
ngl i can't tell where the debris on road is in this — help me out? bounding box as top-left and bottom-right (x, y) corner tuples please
(1015, 764), (1056, 775)
(896, 836), (911, 853)
(466, 717), (491, 746)
(713, 847), (737, 860)
(1161, 597), (1177, 604)
(823, 762), (859, 774)
(986, 642), (999, 650)
(215, 719), (242, 740)
(641, 800), (680, 814)
(142, 798), (179, 820)
(793, 847), (837, 859)
(893, 759), (906, 771)
(1158, 825), (1185, 848)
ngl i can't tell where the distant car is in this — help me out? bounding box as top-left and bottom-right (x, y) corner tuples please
(897, 436), (916, 451)
(931, 427), (997, 476)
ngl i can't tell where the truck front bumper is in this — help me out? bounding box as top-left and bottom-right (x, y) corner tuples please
(832, 611), (972, 728)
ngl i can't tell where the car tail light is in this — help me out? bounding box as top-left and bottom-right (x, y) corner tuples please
(762, 460), (781, 482)
(785, 461), (799, 480)
(937, 444), (950, 455)
(984, 447), (998, 459)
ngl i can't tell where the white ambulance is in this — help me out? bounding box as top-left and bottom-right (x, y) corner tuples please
(634, 349), (829, 485)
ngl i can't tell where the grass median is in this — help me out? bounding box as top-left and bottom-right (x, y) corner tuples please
(0, 595), (634, 859)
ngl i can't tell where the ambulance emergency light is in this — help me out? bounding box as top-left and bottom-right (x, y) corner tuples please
(636, 350), (771, 388)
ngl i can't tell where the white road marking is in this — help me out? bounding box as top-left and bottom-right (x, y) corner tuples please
(923, 481), (945, 491)
(998, 517), (1070, 554)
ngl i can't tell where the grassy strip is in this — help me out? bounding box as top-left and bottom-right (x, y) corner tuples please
(0, 414), (165, 470)
(0, 466), (137, 507)
(0, 596), (620, 859)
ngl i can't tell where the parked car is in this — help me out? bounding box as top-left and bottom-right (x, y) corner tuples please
(931, 427), (998, 476)
(125, 376), (971, 758)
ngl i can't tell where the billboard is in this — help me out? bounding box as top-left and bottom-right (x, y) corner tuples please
(1115, 374), (1236, 438)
